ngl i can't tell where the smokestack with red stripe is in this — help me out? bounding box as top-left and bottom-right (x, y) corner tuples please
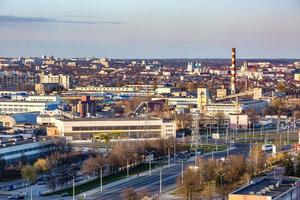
(230, 48), (236, 94)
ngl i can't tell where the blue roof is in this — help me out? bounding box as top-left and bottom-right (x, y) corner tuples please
(11, 113), (38, 124)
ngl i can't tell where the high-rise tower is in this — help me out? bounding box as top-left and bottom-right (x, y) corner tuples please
(230, 48), (237, 94)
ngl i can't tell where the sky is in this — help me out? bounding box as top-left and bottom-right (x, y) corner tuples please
(0, 0), (299, 58)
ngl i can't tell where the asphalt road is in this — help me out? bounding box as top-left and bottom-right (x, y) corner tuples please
(87, 143), (250, 200)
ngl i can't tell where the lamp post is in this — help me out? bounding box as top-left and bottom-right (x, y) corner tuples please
(126, 159), (129, 183)
(68, 173), (75, 200)
(146, 151), (154, 175)
(181, 161), (184, 184)
(99, 166), (103, 192)
(168, 148), (171, 168)
(160, 167), (162, 194)
(194, 150), (197, 166)
(72, 176), (75, 200)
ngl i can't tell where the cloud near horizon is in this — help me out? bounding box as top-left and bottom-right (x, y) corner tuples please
(0, 15), (125, 25)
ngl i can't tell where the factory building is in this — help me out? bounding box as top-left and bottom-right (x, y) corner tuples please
(52, 118), (176, 142)
(0, 101), (58, 114)
(0, 112), (37, 128)
(0, 138), (58, 165)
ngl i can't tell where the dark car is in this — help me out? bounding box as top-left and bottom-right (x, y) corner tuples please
(61, 193), (69, 197)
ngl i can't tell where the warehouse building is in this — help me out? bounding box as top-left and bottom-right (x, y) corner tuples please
(52, 118), (176, 142)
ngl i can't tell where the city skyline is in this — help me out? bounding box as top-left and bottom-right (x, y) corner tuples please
(0, 0), (300, 58)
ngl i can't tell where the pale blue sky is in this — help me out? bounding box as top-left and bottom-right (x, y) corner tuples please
(0, 0), (299, 58)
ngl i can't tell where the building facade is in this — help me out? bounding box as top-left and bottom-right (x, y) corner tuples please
(53, 118), (176, 142)
(0, 101), (58, 114)
(0, 139), (58, 165)
(39, 73), (70, 89)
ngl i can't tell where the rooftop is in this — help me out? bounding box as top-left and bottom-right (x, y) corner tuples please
(231, 177), (299, 198)
(60, 117), (162, 122)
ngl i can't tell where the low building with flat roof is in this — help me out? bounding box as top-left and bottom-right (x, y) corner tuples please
(229, 177), (300, 200)
(0, 100), (58, 114)
(0, 138), (60, 165)
(0, 112), (38, 128)
(53, 117), (176, 142)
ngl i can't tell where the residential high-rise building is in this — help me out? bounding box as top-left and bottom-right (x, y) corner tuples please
(39, 73), (70, 89)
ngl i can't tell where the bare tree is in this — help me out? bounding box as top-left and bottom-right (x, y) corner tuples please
(122, 187), (138, 200)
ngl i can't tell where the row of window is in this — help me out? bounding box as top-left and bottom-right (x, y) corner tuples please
(0, 108), (29, 112)
(72, 125), (161, 131)
(0, 104), (45, 107)
(65, 131), (162, 140)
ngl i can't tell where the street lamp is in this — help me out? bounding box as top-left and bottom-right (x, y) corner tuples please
(72, 176), (75, 200)
(181, 161), (184, 184)
(68, 173), (75, 200)
(126, 158), (129, 183)
(168, 148), (171, 167)
(100, 166), (103, 192)
(159, 167), (162, 194)
(145, 151), (154, 175)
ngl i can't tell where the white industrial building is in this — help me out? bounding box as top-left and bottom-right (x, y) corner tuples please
(52, 118), (176, 142)
(0, 101), (58, 114)
(0, 138), (57, 165)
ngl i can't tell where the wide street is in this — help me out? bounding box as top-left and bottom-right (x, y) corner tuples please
(86, 143), (250, 200)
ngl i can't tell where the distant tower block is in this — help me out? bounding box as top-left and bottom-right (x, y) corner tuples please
(217, 88), (227, 99)
(253, 88), (263, 99)
(230, 48), (237, 95)
(197, 88), (209, 112)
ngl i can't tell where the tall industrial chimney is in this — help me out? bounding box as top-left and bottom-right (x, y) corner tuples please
(230, 48), (236, 94)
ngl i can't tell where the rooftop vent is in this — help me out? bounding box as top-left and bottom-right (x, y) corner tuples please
(264, 187), (270, 192)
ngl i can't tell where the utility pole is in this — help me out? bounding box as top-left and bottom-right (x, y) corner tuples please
(100, 167), (103, 192)
(160, 168), (162, 193)
(227, 145), (229, 159)
(181, 161), (184, 184)
(260, 125), (263, 141)
(244, 128), (247, 143)
(168, 148), (170, 167)
(30, 185), (33, 200)
(206, 127), (209, 144)
(226, 127), (229, 143)
(146, 151), (154, 175)
(194, 150), (197, 166)
(286, 116), (289, 145)
(252, 123), (255, 139)
(287, 122), (290, 145)
(127, 159), (129, 182)
(265, 128), (268, 144)
(73, 176), (75, 200)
